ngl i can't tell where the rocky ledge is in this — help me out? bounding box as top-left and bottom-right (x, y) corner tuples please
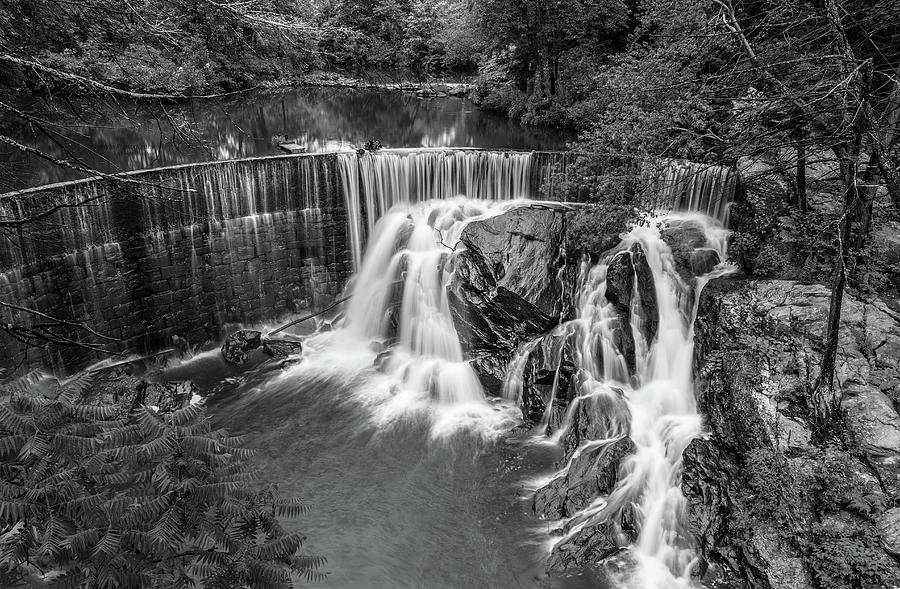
(685, 278), (900, 588)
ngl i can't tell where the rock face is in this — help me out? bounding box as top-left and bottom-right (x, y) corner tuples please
(448, 205), (573, 393)
(604, 244), (658, 372)
(534, 436), (636, 520)
(686, 278), (900, 588)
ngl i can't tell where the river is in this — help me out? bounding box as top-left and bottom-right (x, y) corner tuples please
(1, 86), (570, 192)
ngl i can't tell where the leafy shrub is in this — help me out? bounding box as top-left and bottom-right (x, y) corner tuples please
(0, 374), (324, 588)
(743, 447), (802, 525)
(810, 448), (887, 517)
(800, 526), (898, 589)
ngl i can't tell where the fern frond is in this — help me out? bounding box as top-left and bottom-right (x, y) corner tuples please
(193, 482), (240, 503)
(58, 372), (94, 401)
(92, 529), (122, 558)
(72, 404), (118, 421)
(149, 508), (182, 549)
(18, 432), (52, 464)
(137, 406), (166, 437)
(123, 495), (171, 528)
(252, 532), (302, 561)
(166, 403), (204, 428)
(274, 497), (310, 518)
(140, 433), (177, 461)
(248, 559), (292, 587)
(50, 433), (100, 456)
(0, 434), (27, 457)
(291, 554), (327, 571)
(181, 435), (219, 455)
(63, 527), (100, 557)
(0, 500), (30, 523)
(0, 482), (28, 499)
(0, 404), (34, 435)
(10, 394), (48, 414)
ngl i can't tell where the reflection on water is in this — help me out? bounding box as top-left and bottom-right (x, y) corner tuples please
(1, 87), (571, 191)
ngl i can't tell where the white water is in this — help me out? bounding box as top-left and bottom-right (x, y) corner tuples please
(654, 162), (737, 225)
(338, 149), (549, 268)
(519, 212), (734, 587)
(302, 197), (529, 438)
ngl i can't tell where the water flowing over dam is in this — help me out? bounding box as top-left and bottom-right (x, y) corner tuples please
(0, 149), (565, 372)
(1, 147), (740, 587)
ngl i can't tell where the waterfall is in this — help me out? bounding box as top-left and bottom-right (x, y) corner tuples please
(346, 200), (503, 404)
(653, 161), (738, 224)
(299, 197), (524, 438)
(517, 211), (735, 587)
(337, 149), (556, 268)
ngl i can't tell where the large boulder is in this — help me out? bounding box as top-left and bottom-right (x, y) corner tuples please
(604, 244), (659, 370)
(458, 205), (570, 316)
(448, 205), (575, 393)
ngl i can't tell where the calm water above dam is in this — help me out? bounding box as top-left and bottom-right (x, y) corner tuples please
(1, 86), (570, 191)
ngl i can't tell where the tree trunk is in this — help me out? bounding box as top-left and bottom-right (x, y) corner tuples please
(815, 0), (871, 432)
(816, 152), (856, 429)
(796, 132), (807, 212)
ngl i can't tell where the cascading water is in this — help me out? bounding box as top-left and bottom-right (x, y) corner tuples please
(515, 212), (735, 587)
(302, 197), (530, 438)
(337, 149), (554, 268)
(653, 161), (738, 224)
(344, 199), (492, 405)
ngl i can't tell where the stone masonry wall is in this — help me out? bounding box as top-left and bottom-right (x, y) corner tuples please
(0, 153), (354, 374)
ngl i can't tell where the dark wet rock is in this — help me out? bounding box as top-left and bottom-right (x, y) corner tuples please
(685, 278), (900, 588)
(519, 337), (577, 426)
(448, 206), (574, 393)
(694, 279), (900, 491)
(661, 218), (722, 289)
(546, 522), (623, 571)
(691, 249), (722, 276)
(602, 244), (659, 372)
(605, 250), (635, 315)
(561, 388), (631, 456)
(534, 437), (636, 520)
(374, 348), (393, 371)
(221, 330), (262, 365)
(682, 438), (817, 589)
(91, 369), (196, 415)
(630, 244), (659, 344)
(261, 338), (303, 359)
(459, 205), (570, 316)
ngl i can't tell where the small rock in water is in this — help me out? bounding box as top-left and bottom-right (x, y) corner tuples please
(221, 330), (262, 365)
(262, 338), (303, 359)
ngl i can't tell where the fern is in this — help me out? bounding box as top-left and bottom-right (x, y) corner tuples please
(0, 372), (325, 587)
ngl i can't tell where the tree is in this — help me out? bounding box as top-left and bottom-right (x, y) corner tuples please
(0, 373), (324, 587)
(545, 0), (899, 430)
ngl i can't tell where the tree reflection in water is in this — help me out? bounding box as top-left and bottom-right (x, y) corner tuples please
(1, 87), (571, 191)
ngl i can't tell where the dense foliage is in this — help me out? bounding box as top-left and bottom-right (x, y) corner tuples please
(0, 0), (328, 94)
(0, 373), (323, 588)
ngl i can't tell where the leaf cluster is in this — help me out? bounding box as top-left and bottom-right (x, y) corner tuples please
(0, 374), (324, 588)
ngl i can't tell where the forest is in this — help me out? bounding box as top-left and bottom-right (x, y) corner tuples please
(1, 0), (900, 588)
